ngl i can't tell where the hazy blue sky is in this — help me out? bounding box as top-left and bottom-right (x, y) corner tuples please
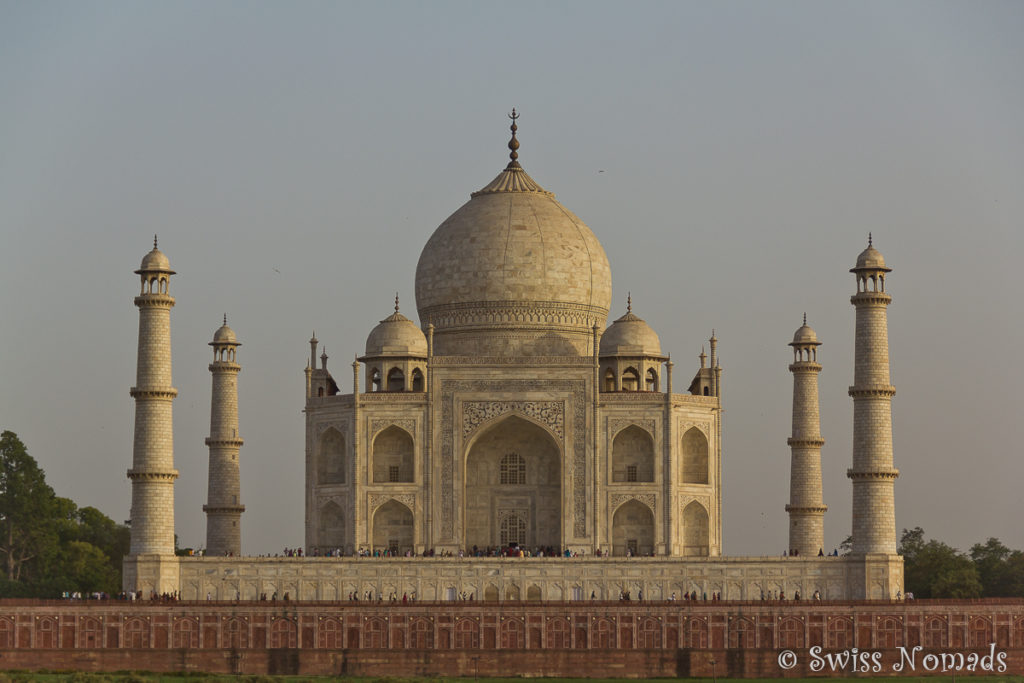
(2, 1), (1022, 557)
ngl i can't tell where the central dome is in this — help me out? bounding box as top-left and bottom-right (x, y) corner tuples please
(415, 119), (612, 356)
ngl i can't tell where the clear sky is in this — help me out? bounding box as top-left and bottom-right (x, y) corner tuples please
(2, 1), (1022, 557)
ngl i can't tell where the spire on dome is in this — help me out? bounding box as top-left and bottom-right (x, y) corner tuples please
(154, 234), (158, 249)
(395, 292), (400, 313)
(803, 312), (807, 326)
(868, 232), (873, 247)
(224, 313), (228, 326)
(507, 108), (520, 169)
(627, 292), (632, 314)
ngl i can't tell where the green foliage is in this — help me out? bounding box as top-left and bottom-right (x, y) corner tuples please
(0, 430), (129, 597)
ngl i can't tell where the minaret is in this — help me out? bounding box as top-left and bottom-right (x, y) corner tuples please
(786, 314), (827, 557)
(848, 235), (899, 554)
(204, 315), (245, 556)
(127, 238), (179, 566)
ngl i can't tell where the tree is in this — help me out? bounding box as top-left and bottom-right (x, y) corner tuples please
(970, 538), (1015, 597)
(0, 431), (58, 582)
(899, 527), (982, 599)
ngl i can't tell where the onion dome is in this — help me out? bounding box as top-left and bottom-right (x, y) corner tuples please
(414, 111), (611, 356)
(790, 314), (820, 347)
(365, 295), (427, 358)
(136, 235), (175, 274)
(599, 295), (663, 357)
(852, 233), (891, 272)
(211, 315), (240, 346)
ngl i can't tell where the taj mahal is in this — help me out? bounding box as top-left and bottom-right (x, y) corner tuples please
(123, 114), (903, 601)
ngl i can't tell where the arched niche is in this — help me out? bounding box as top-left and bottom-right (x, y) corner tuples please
(318, 500), (345, 550)
(317, 428), (346, 484)
(386, 367), (404, 392)
(372, 499), (413, 554)
(682, 500), (709, 556)
(611, 425), (654, 482)
(464, 415), (561, 551)
(372, 426), (414, 483)
(681, 427), (709, 484)
(611, 499), (654, 557)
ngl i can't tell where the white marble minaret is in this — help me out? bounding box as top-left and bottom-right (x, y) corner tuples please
(848, 235), (899, 554)
(786, 314), (827, 557)
(124, 237), (180, 594)
(204, 316), (245, 556)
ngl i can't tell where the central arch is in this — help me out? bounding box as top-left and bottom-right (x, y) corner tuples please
(464, 415), (562, 551)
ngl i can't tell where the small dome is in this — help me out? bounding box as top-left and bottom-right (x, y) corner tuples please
(853, 236), (890, 271)
(136, 237), (175, 274)
(213, 324), (238, 344)
(599, 300), (662, 357)
(855, 245), (885, 269)
(365, 301), (427, 358)
(791, 324), (818, 345)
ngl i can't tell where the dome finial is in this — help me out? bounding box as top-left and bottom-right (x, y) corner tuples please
(868, 231), (873, 247)
(506, 108), (521, 169)
(803, 312), (807, 326)
(223, 313), (228, 326)
(395, 292), (400, 313)
(627, 292), (632, 314)
(153, 234), (158, 250)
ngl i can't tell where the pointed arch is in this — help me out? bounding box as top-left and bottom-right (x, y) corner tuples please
(645, 368), (658, 391)
(317, 617), (343, 649)
(612, 425), (654, 482)
(621, 367), (640, 391)
(372, 426), (414, 483)
(603, 367), (616, 392)
(372, 499), (414, 554)
(172, 617), (199, 649)
(411, 368), (424, 392)
(464, 415), (562, 551)
(386, 367), (405, 392)
(612, 499), (654, 557)
(779, 617), (804, 649)
(318, 500), (345, 549)
(681, 427), (709, 484)
(682, 500), (709, 556)
(317, 428), (345, 484)
(730, 617), (755, 649)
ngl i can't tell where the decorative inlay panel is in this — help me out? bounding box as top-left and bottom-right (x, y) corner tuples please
(441, 380), (586, 540)
(369, 493), (416, 512)
(678, 421), (711, 437)
(608, 419), (655, 439)
(610, 493), (656, 512)
(679, 495), (711, 512)
(463, 401), (563, 440)
(370, 419), (417, 438)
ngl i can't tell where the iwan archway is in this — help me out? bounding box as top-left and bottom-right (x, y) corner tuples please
(464, 415), (562, 552)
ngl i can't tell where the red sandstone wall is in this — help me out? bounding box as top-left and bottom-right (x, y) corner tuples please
(0, 599), (1021, 677)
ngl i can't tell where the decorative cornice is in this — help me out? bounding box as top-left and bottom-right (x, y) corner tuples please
(848, 386), (896, 398)
(850, 292), (892, 306)
(127, 469), (179, 482)
(847, 469), (900, 480)
(208, 363), (241, 373)
(787, 437), (825, 447)
(129, 387), (178, 399)
(203, 504), (245, 514)
(420, 300), (608, 333)
(205, 437), (244, 447)
(785, 504), (828, 514)
(133, 295), (176, 307)
(788, 363), (822, 373)
(359, 393), (428, 403)
(431, 355), (595, 366)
